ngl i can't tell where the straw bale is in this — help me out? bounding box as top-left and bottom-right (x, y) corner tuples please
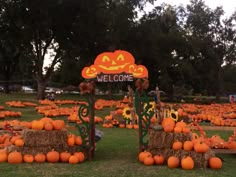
(22, 129), (68, 147)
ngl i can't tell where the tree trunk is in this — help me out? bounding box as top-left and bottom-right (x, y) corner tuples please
(37, 80), (47, 100)
(215, 67), (222, 102)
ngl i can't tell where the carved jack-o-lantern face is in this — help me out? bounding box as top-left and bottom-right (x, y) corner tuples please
(81, 65), (98, 79)
(94, 50), (135, 74)
(127, 64), (148, 78)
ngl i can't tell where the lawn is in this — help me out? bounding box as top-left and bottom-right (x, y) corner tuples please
(0, 93), (235, 177)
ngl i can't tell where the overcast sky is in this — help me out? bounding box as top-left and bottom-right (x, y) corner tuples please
(144, 0), (236, 18)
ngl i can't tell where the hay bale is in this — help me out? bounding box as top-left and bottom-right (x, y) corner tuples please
(148, 130), (191, 149)
(22, 129), (68, 147)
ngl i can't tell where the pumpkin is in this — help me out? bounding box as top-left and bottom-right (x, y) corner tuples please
(182, 127), (191, 134)
(47, 150), (60, 163)
(67, 135), (75, 146)
(0, 150), (8, 162)
(10, 135), (21, 144)
(34, 153), (46, 163)
(23, 154), (34, 163)
(153, 154), (165, 165)
(52, 120), (65, 130)
(194, 142), (209, 153)
(69, 155), (79, 164)
(74, 152), (85, 162)
(183, 141), (194, 151)
(138, 151), (152, 163)
(174, 126), (182, 133)
(75, 136), (83, 145)
(181, 156), (194, 170)
(172, 141), (183, 150)
(209, 157), (222, 169)
(44, 122), (53, 131)
(31, 120), (44, 130)
(167, 156), (179, 168)
(143, 156), (154, 166)
(8, 151), (23, 164)
(81, 65), (98, 79)
(126, 64), (148, 78)
(94, 50), (135, 74)
(60, 152), (71, 163)
(14, 139), (24, 147)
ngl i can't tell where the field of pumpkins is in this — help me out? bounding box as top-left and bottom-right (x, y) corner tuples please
(0, 96), (235, 171)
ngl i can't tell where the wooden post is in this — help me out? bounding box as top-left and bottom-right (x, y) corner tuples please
(128, 85), (136, 125)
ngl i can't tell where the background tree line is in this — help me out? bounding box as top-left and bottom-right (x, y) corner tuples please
(0, 0), (236, 100)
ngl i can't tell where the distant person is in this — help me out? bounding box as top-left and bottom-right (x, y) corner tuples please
(230, 95), (235, 104)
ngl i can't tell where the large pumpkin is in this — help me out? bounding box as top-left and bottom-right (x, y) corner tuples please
(52, 120), (65, 130)
(167, 156), (179, 168)
(31, 120), (44, 130)
(81, 65), (98, 79)
(209, 157), (222, 169)
(94, 50), (135, 74)
(34, 153), (46, 163)
(8, 151), (23, 164)
(181, 156), (194, 170)
(47, 150), (60, 163)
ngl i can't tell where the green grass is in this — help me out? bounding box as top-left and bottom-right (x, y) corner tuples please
(0, 93), (235, 177)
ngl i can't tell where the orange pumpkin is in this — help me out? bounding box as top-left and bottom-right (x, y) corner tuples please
(69, 155), (79, 164)
(126, 64), (148, 78)
(52, 120), (65, 130)
(172, 141), (183, 150)
(194, 142), (209, 153)
(153, 154), (165, 165)
(143, 156), (154, 166)
(44, 122), (53, 131)
(8, 151), (23, 164)
(209, 157), (222, 169)
(74, 152), (85, 162)
(75, 136), (83, 145)
(47, 150), (60, 163)
(167, 156), (179, 168)
(81, 65), (98, 79)
(14, 139), (24, 147)
(23, 154), (34, 163)
(67, 135), (75, 146)
(31, 120), (44, 130)
(183, 141), (194, 151)
(94, 50), (135, 74)
(0, 150), (8, 162)
(181, 156), (194, 170)
(60, 152), (71, 163)
(34, 153), (46, 163)
(138, 151), (152, 163)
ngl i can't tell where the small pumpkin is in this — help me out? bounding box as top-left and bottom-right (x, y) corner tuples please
(74, 152), (85, 162)
(75, 136), (82, 146)
(47, 150), (60, 163)
(0, 150), (8, 163)
(52, 120), (65, 130)
(167, 156), (179, 168)
(143, 156), (154, 166)
(69, 155), (79, 164)
(34, 153), (46, 163)
(172, 141), (183, 150)
(67, 135), (75, 146)
(183, 141), (194, 151)
(23, 154), (34, 163)
(60, 152), (71, 163)
(153, 154), (165, 165)
(138, 151), (152, 163)
(209, 157), (222, 169)
(15, 139), (24, 147)
(31, 120), (44, 130)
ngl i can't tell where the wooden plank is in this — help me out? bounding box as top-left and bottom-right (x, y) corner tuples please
(192, 126), (235, 131)
(212, 149), (236, 154)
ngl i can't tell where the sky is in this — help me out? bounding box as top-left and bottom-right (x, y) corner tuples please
(144, 0), (236, 18)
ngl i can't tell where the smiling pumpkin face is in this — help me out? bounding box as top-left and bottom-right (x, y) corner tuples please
(127, 64), (148, 78)
(94, 50), (135, 74)
(81, 65), (98, 79)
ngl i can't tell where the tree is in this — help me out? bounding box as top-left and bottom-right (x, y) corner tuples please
(185, 0), (236, 100)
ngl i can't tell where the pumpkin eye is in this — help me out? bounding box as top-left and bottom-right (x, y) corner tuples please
(137, 68), (143, 72)
(102, 56), (110, 62)
(116, 54), (124, 61)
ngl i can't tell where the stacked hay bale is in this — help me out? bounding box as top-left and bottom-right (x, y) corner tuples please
(147, 130), (215, 168)
(8, 128), (83, 155)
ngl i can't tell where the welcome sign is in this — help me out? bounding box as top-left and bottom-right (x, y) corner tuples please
(81, 50), (148, 82)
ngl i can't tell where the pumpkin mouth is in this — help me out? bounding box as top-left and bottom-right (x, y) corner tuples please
(98, 62), (130, 72)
